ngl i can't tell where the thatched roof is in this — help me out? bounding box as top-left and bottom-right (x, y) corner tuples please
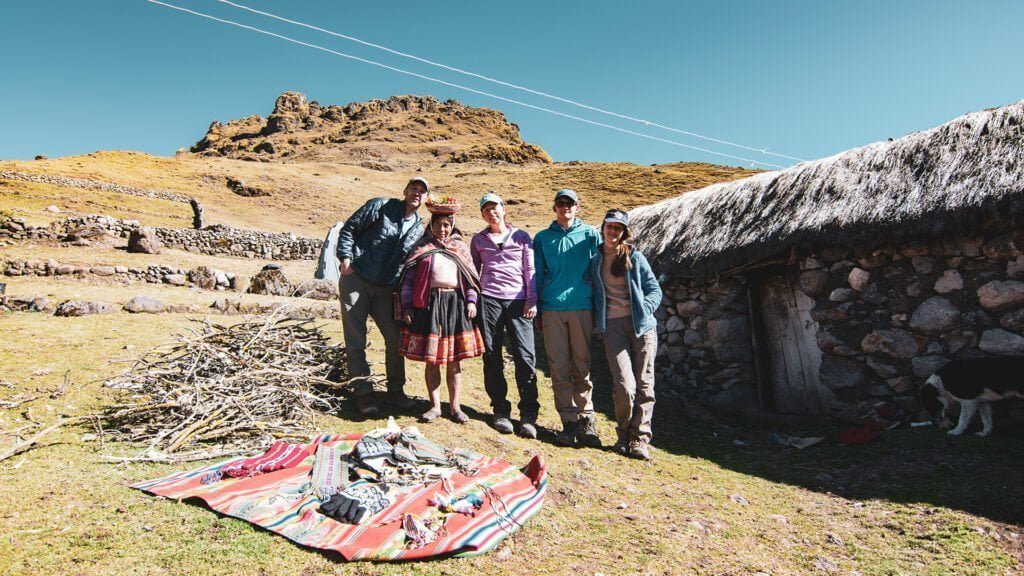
(630, 101), (1024, 279)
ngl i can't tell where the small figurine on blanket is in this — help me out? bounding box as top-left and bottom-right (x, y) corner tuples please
(402, 513), (446, 549)
(429, 492), (483, 516)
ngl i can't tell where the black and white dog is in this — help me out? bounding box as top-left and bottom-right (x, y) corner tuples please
(919, 357), (1024, 436)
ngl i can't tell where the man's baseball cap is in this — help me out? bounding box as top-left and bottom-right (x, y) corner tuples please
(479, 192), (504, 209)
(406, 177), (430, 192)
(554, 189), (579, 204)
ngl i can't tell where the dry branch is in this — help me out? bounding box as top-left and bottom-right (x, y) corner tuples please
(0, 416), (85, 462)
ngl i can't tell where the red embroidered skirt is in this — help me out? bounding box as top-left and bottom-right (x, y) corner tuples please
(401, 289), (484, 364)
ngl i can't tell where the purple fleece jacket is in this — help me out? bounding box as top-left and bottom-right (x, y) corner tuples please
(470, 226), (537, 307)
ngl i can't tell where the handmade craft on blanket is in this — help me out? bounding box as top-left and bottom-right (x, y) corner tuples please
(132, 421), (547, 561)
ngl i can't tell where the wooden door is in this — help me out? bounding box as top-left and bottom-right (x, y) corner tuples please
(753, 272), (832, 414)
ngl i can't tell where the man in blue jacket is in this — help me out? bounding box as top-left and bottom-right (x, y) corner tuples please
(534, 189), (602, 447)
(337, 177), (428, 415)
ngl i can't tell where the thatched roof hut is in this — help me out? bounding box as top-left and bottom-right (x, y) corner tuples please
(631, 101), (1024, 279)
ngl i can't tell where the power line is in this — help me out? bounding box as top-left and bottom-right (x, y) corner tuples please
(146, 0), (787, 169)
(217, 0), (806, 164)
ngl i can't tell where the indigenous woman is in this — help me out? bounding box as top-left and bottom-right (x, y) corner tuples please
(398, 196), (485, 424)
(590, 209), (663, 460)
(470, 192), (539, 439)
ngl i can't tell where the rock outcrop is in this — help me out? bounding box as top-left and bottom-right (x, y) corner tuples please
(190, 92), (552, 168)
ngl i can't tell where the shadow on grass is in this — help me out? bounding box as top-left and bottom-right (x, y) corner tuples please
(646, 391), (1024, 527)
(530, 325), (1023, 526)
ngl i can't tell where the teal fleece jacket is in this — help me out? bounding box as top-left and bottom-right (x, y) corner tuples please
(533, 218), (600, 312)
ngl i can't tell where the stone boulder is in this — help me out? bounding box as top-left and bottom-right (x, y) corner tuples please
(676, 300), (704, 317)
(819, 356), (871, 392)
(977, 280), (1024, 311)
(848, 268), (871, 292)
(226, 177), (272, 198)
(1008, 256), (1024, 280)
(3, 295), (50, 312)
(1000, 310), (1024, 332)
(128, 227), (163, 254)
(982, 231), (1024, 261)
(264, 91), (309, 134)
(188, 266), (218, 290)
(64, 224), (110, 244)
(163, 273), (187, 286)
(829, 288), (857, 302)
(123, 295), (167, 314)
(706, 316), (751, 362)
(933, 269), (963, 294)
(665, 315), (686, 333)
(248, 264), (293, 296)
(293, 279), (339, 301)
(91, 266), (115, 276)
(799, 269), (829, 297)
(941, 331), (977, 355)
(54, 300), (113, 316)
(911, 355), (950, 378)
(861, 329), (920, 359)
(979, 329), (1024, 356)
(908, 296), (960, 334)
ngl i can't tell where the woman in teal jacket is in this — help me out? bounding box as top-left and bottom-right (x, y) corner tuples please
(590, 209), (662, 460)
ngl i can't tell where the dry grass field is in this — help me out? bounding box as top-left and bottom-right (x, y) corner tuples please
(1, 148), (1022, 575)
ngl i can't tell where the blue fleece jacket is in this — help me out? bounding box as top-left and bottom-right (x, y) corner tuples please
(533, 218), (600, 312)
(590, 245), (663, 337)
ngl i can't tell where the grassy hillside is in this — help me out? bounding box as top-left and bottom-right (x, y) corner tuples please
(1, 152), (755, 237)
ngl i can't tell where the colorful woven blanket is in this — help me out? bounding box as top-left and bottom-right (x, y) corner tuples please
(131, 433), (547, 561)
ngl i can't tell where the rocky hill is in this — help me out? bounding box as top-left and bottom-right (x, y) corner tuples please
(189, 92), (552, 170)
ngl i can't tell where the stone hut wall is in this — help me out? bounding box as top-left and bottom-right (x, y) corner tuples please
(655, 225), (1024, 422)
(655, 276), (758, 412)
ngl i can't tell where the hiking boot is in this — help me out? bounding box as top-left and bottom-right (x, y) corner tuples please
(492, 413), (514, 434)
(612, 438), (630, 456)
(387, 390), (416, 411)
(554, 421), (579, 447)
(628, 439), (651, 461)
(578, 414), (602, 448)
(517, 414), (538, 440)
(354, 393), (379, 417)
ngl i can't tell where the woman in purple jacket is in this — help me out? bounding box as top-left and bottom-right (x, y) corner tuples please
(470, 192), (540, 439)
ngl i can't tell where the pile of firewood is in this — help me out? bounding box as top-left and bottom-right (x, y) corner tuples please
(102, 314), (351, 462)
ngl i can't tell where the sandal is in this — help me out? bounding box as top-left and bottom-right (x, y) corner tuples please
(450, 410), (470, 424)
(419, 408), (442, 423)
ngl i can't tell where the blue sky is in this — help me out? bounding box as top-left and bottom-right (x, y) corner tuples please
(3, 0), (1023, 168)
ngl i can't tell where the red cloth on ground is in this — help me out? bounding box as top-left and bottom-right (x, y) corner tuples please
(221, 440), (312, 478)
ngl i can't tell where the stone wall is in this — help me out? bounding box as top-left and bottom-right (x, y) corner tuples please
(801, 229), (1024, 421)
(3, 258), (239, 290)
(154, 224), (322, 260)
(0, 215), (323, 260)
(0, 170), (192, 203)
(655, 225), (1024, 423)
(655, 276), (758, 412)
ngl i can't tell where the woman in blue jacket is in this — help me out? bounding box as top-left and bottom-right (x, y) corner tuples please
(590, 209), (663, 460)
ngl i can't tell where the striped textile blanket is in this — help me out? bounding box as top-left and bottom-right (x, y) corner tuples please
(131, 433), (547, 561)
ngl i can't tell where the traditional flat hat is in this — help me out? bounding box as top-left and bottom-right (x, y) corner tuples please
(425, 193), (461, 215)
